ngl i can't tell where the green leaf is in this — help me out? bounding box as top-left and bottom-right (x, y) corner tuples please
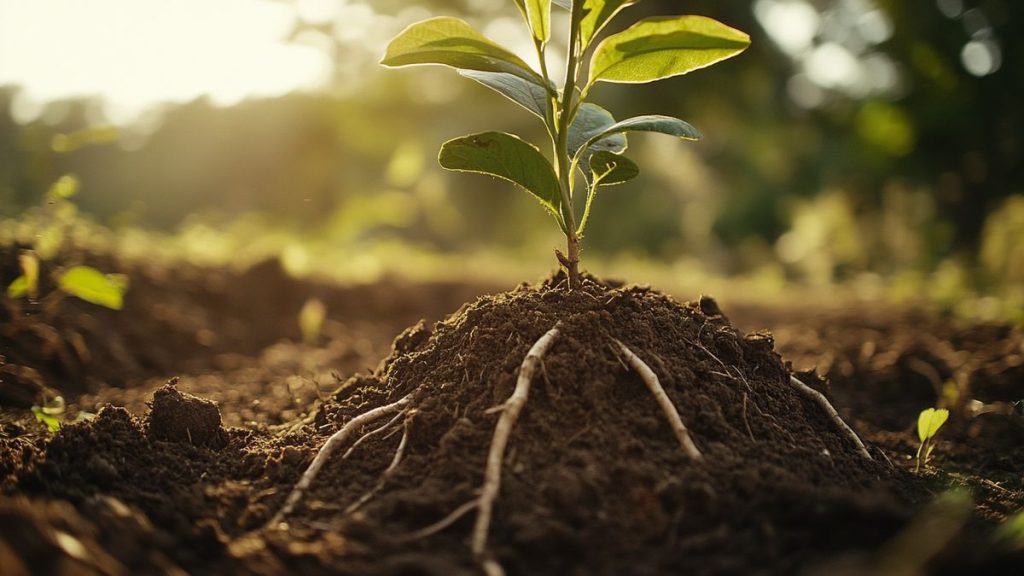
(46, 174), (80, 200)
(581, 115), (701, 152)
(57, 266), (129, 310)
(514, 0), (552, 43)
(568, 103), (627, 159)
(579, 1), (638, 49)
(439, 132), (562, 219)
(589, 15), (750, 85)
(6, 276), (28, 299)
(917, 407), (950, 442)
(589, 150), (639, 186)
(382, 17), (542, 84)
(31, 406), (61, 433)
(7, 252), (39, 299)
(459, 70), (552, 119)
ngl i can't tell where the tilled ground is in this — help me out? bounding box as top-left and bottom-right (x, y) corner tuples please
(1, 250), (1022, 575)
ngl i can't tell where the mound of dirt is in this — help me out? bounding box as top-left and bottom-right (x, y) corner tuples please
(251, 276), (915, 575)
(146, 380), (228, 449)
(4, 276), (935, 575)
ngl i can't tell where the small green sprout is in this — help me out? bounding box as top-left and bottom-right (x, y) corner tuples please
(994, 510), (1024, 550)
(299, 297), (327, 345)
(6, 254), (129, 311)
(5, 174), (128, 310)
(382, 1), (750, 289)
(31, 396), (66, 433)
(915, 407), (949, 472)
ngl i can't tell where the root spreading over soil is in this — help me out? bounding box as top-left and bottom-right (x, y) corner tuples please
(5, 273), (1017, 574)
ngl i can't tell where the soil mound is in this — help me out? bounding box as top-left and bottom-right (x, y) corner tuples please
(3, 276), (926, 575)
(256, 277), (913, 575)
(146, 380), (228, 449)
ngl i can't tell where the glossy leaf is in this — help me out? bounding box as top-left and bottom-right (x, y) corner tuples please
(589, 150), (639, 185)
(382, 17), (542, 83)
(57, 266), (129, 310)
(589, 15), (750, 85)
(581, 115), (700, 152)
(579, 1), (638, 48)
(439, 132), (562, 218)
(514, 0), (552, 43)
(917, 408), (949, 442)
(568, 103), (627, 158)
(459, 70), (552, 119)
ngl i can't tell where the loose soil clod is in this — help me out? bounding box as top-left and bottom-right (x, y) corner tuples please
(146, 380), (227, 449)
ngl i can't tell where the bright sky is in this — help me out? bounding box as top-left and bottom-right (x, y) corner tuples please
(0, 0), (337, 124)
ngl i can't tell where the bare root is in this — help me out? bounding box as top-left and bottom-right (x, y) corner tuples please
(789, 375), (872, 460)
(471, 323), (562, 561)
(268, 393), (413, 527)
(614, 339), (703, 461)
(345, 415), (413, 515)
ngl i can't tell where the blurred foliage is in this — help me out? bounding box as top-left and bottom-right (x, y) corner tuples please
(0, 0), (1021, 316)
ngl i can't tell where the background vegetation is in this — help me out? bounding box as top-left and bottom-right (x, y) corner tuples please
(1, 0), (1021, 318)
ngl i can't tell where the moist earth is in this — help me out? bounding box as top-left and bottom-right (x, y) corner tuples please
(1, 251), (1022, 575)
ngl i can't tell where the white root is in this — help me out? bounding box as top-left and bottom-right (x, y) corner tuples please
(345, 418), (411, 515)
(269, 393), (413, 527)
(614, 339), (703, 461)
(471, 324), (562, 561)
(789, 375), (873, 460)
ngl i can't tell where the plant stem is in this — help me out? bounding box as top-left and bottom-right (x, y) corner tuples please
(555, 4), (585, 289)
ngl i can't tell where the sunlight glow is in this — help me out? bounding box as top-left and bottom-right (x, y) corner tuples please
(0, 0), (333, 124)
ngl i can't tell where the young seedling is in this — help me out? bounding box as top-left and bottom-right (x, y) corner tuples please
(272, 6), (751, 571)
(382, 0), (749, 289)
(915, 407), (949, 472)
(6, 175), (129, 311)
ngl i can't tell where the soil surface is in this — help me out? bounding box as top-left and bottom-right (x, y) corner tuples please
(1, 248), (1022, 575)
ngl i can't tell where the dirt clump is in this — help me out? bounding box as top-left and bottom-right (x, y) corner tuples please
(146, 379), (227, 449)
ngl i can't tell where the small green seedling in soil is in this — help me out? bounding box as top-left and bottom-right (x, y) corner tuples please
(6, 176), (128, 311)
(30, 396), (65, 433)
(915, 407), (949, 473)
(7, 250), (129, 311)
(382, 0), (750, 289)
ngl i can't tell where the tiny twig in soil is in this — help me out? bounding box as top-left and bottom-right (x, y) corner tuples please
(268, 394), (412, 527)
(615, 340), (703, 461)
(403, 500), (480, 542)
(741, 392), (755, 441)
(472, 323), (562, 562)
(788, 376), (872, 460)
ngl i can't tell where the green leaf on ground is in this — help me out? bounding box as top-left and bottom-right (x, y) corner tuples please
(439, 131), (562, 220)
(57, 266), (129, 310)
(917, 407), (950, 442)
(589, 15), (750, 85)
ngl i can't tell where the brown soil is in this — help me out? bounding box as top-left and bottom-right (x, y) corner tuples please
(1, 249), (1022, 575)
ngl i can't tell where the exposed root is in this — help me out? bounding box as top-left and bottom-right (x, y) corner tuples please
(402, 500), (479, 541)
(341, 410), (405, 460)
(268, 393), (413, 527)
(789, 375), (872, 460)
(471, 323), (562, 561)
(614, 339), (703, 461)
(345, 414), (413, 515)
